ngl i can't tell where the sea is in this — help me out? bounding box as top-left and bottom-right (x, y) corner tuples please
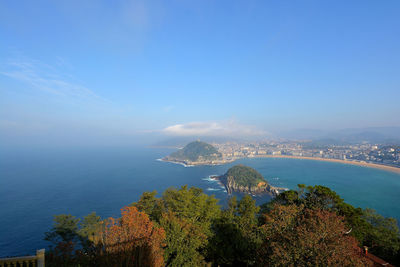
(1, 145), (400, 257)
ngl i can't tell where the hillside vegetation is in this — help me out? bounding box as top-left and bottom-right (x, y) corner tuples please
(225, 164), (266, 187)
(168, 141), (222, 162)
(45, 185), (400, 267)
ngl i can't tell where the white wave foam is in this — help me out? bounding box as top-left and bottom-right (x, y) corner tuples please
(202, 175), (220, 182)
(206, 187), (221, 191)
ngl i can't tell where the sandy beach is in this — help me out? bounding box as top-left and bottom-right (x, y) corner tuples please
(252, 155), (400, 174)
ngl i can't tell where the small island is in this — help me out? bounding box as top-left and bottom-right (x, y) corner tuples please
(162, 141), (234, 166)
(213, 164), (287, 196)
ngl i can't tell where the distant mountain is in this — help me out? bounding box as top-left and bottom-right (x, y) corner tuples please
(277, 129), (328, 140)
(333, 127), (400, 144)
(163, 141), (228, 165)
(279, 127), (400, 144)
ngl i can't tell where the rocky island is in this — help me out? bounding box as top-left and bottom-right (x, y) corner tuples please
(214, 164), (287, 196)
(162, 141), (234, 166)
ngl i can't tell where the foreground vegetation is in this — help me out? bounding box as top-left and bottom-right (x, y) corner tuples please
(45, 185), (400, 266)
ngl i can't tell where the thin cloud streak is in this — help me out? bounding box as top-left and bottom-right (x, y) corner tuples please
(162, 121), (267, 137)
(1, 58), (103, 100)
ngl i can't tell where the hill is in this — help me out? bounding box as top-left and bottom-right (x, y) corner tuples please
(216, 164), (286, 195)
(225, 164), (266, 187)
(163, 141), (230, 165)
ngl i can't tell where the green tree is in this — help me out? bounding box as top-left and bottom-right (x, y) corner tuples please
(160, 212), (206, 266)
(44, 214), (80, 245)
(209, 195), (262, 266)
(301, 184), (344, 211)
(161, 186), (220, 236)
(44, 214), (81, 267)
(78, 212), (102, 250)
(133, 186), (221, 265)
(131, 190), (164, 221)
(363, 209), (400, 263)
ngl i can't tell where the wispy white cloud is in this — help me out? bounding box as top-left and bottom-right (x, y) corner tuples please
(162, 120), (267, 137)
(1, 57), (102, 100)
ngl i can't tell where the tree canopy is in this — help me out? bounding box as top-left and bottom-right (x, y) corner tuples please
(225, 164), (266, 187)
(44, 184), (400, 266)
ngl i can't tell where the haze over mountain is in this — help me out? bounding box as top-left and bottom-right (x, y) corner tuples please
(1, 1), (399, 147)
(278, 127), (400, 144)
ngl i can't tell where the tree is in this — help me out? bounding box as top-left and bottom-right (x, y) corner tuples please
(160, 212), (206, 266)
(264, 184), (400, 265)
(301, 184), (344, 211)
(129, 186), (222, 265)
(362, 209), (400, 263)
(258, 204), (370, 267)
(44, 214), (81, 267)
(98, 206), (166, 267)
(161, 186), (220, 264)
(209, 195), (262, 266)
(44, 214), (80, 245)
(131, 191), (164, 221)
(44, 185), (399, 266)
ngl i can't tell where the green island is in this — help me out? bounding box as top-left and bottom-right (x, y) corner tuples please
(215, 164), (287, 195)
(163, 141), (233, 166)
(225, 164), (265, 187)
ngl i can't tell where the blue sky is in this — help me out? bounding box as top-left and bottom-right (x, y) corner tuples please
(1, 0), (399, 145)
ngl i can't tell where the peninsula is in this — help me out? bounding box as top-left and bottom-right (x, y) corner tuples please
(214, 164), (287, 196)
(162, 141), (234, 166)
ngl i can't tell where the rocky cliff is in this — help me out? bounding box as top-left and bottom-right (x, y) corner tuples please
(215, 165), (287, 196)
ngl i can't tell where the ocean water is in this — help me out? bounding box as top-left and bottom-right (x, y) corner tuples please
(1, 146), (400, 257)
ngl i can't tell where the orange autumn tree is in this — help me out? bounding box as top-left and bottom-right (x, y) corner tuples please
(98, 206), (165, 267)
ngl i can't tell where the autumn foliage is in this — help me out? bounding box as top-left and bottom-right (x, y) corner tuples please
(45, 185), (399, 266)
(98, 206), (165, 267)
(258, 204), (371, 266)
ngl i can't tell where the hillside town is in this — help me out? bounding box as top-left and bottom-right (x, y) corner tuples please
(212, 141), (400, 168)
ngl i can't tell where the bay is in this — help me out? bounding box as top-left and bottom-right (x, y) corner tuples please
(1, 146), (400, 257)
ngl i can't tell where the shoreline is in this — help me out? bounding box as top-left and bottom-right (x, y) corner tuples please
(210, 174), (287, 196)
(252, 155), (400, 174)
(157, 158), (194, 167)
(158, 155), (400, 174)
(159, 158), (235, 167)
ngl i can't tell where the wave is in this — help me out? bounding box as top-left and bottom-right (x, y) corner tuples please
(206, 187), (221, 191)
(157, 158), (194, 167)
(202, 175), (219, 182)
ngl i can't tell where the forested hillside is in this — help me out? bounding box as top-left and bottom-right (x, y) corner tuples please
(45, 185), (400, 266)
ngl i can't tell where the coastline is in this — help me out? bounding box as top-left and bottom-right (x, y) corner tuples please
(252, 155), (400, 174)
(159, 158), (235, 167)
(158, 155), (400, 174)
(211, 174), (287, 196)
(157, 158), (194, 167)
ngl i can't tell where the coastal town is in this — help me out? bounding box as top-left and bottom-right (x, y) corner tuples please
(212, 141), (400, 168)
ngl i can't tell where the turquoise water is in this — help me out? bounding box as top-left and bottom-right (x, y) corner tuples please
(1, 146), (400, 257)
